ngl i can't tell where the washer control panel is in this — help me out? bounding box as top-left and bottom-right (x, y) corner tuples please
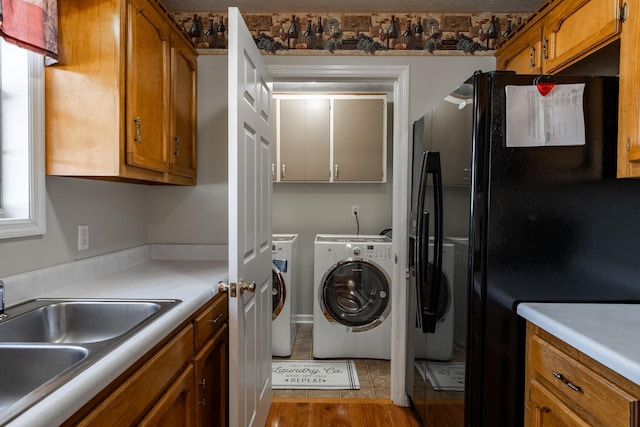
(346, 243), (392, 259)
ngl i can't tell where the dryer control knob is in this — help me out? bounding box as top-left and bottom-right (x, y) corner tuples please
(352, 247), (361, 256)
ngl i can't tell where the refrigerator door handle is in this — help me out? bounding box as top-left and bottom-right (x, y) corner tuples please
(420, 151), (444, 333)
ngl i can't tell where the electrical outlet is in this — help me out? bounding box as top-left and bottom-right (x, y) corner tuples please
(78, 225), (89, 251)
(352, 205), (360, 217)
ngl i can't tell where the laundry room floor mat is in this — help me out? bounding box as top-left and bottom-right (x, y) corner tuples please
(272, 360), (360, 390)
(416, 361), (465, 391)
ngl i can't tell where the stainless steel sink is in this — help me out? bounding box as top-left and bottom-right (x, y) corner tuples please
(0, 298), (180, 424)
(0, 300), (166, 343)
(0, 344), (89, 411)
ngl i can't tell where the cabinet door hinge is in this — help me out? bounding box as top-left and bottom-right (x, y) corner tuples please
(620, 3), (628, 23)
(627, 137), (631, 151)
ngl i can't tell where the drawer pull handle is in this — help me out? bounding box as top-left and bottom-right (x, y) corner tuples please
(209, 313), (223, 324)
(553, 371), (582, 392)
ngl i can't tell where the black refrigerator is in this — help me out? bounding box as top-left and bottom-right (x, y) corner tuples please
(409, 70), (640, 427)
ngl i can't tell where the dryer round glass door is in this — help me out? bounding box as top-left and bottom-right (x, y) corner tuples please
(319, 258), (391, 332)
(272, 265), (286, 320)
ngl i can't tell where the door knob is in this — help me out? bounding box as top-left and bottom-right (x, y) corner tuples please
(240, 280), (256, 294)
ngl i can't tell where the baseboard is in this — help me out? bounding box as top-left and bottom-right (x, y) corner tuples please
(293, 314), (313, 324)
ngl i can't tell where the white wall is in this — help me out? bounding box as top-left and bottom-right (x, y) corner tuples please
(265, 54), (496, 318)
(147, 55), (229, 245)
(0, 177), (147, 278)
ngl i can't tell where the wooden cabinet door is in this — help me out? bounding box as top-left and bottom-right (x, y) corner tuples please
(542, 0), (621, 73)
(617, 0), (640, 177)
(194, 324), (229, 427)
(333, 98), (385, 182)
(127, 0), (170, 173)
(139, 364), (195, 427)
(495, 24), (542, 73)
(279, 98), (331, 181)
(168, 32), (197, 182)
(526, 380), (590, 427)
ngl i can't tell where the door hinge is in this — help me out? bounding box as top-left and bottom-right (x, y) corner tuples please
(627, 137), (631, 151)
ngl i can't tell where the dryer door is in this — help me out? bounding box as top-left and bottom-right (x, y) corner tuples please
(272, 264), (286, 320)
(319, 258), (391, 332)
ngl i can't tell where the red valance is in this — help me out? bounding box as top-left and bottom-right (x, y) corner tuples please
(0, 0), (58, 63)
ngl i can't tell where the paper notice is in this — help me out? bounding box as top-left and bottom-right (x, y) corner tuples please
(505, 83), (586, 147)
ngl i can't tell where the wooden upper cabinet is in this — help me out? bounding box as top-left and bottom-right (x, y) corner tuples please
(617, 1), (640, 177)
(127, 0), (170, 174)
(168, 32), (198, 184)
(496, 0), (622, 75)
(46, 0), (197, 185)
(542, 0), (622, 73)
(496, 23), (543, 74)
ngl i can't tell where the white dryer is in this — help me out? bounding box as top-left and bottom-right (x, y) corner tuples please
(313, 234), (392, 359)
(414, 242), (455, 361)
(272, 234), (299, 357)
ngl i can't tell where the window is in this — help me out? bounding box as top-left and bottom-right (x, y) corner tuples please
(0, 37), (46, 238)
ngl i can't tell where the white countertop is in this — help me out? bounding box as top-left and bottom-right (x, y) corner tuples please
(0, 246), (228, 426)
(518, 303), (640, 386)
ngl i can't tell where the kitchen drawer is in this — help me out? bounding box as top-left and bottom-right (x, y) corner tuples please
(529, 331), (639, 426)
(194, 293), (228, 351)
(76, 325), (194, 426)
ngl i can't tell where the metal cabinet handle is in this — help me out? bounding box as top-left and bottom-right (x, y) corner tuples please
(552, 371), (582, 392)
(272, 163), (275, 179)
(134, 117), (142, 143)
(174, 137), (180, 156)
(334, 164), (339, 178)
(529, 47), (536, 68)
(281, 163), (286, 178)
(209, 313), (223, 324)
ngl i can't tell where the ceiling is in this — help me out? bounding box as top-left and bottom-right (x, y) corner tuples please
(162, 0), (546, 14)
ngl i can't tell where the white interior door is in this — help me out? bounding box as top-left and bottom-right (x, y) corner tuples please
(227, 7), (273, 427)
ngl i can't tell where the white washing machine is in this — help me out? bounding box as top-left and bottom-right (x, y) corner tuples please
(272, 234), (299, 357)
(414, 242), (455, 361)
(313, 234), (393, 359)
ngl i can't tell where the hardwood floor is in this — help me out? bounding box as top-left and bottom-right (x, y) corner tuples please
(266, 398), (420, 427)
(266, 397), (464, 427)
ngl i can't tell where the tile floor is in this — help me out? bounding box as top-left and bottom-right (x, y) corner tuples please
(272, 323), (390, 399)
(272, 323), (465, 401)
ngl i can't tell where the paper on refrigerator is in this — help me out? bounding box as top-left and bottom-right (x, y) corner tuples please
(505, 83), (586, 147)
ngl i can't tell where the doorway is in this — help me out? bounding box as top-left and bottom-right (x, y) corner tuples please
(268, 63), (411, 406)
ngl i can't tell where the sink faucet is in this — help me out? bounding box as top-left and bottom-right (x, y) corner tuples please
(0, 280), (6, 320)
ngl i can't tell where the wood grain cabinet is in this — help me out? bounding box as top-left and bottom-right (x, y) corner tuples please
(495, 21), (543, 74)
(63, 293), (228, 426)
(617, 0), (640, 177)
(496, 0), (622, 75)
(273, 95), (387, 183)
(524, 323), (640, 427)
(45, 0), (197, 185)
